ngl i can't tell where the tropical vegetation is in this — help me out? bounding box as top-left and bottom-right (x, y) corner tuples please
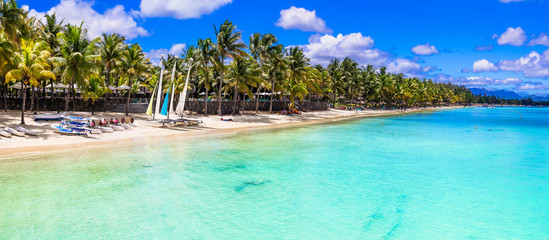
(1, 0), (486, 124)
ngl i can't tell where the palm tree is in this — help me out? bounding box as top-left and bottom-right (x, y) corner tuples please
(97, 33), (126, 111)
(54, 23), (100, 111)
(39, 13), (63, 108)
(226, 57), (259, 115)
(5, 39), (54, 124)
(81, 76), (107, 115)
(0, 33), (14, 111)
(120, 43), (147, 116)
(196, 38), (216, 114)
(0, 0), (27, 45)
(249, 33), (278, 112)
(213, 20), (249, 115)
(285, 47), (309, 111)
(264, 44), (286, 113)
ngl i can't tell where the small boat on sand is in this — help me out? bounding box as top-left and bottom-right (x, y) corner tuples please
(97, 126), (114, 133)
(4, 127), (25, 137)
(0, 129), (12, 138)
(16, 126), (40, 136)
(34, 112), (66, 121)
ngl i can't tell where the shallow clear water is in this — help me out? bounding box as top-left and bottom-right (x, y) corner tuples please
(1, 107), (548, 239)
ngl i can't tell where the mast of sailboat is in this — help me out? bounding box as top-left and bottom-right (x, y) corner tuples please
(154, 55), (164, 119)
(175, 58), (193, 117)
(168, 58), (177, 118)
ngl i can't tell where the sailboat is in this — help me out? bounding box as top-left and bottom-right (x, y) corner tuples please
(174, 58), (202, 126)
(146, 57), (174, 126)
(147, 58), (202, 127)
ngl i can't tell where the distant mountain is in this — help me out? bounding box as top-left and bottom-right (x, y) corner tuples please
(469, 88), (523, 99)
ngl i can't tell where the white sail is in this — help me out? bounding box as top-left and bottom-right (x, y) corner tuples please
(168, 62), (177, 116)
(154, 61), (164, 118)
(175, 60), (193, 115)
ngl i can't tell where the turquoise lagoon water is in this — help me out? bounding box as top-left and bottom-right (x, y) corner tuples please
(1, 107), (548, 239)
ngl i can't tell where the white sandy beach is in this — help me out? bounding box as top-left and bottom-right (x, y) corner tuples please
(0, 107), (460, 157)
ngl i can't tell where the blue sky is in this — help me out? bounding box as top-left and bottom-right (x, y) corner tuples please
(20, 0), (549, 95)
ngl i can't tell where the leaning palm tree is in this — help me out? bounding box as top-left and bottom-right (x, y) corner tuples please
(5, 39), (54, 124)
(120, 43), (147, 116)
(213, 20), (249, 115)
(97, 33), (126, 111)
(54, 23), (100, 111)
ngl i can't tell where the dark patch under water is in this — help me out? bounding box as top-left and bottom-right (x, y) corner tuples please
(235, 180), (271, 192)
(217, 164), (248, 172)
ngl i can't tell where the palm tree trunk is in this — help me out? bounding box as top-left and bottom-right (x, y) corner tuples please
(126, 76), (133, 116)
(64, 82), (70, 112)
(218, 60), (224, 116)
(269, 71), (277, 114)
(50, 81), (55, 111)
(232, 81), (237, 115)
(255, 85), (261, 113)
(71, 80), (76, 111)
(103, 70), (110, 112)
(2, 82), (7, 112)
(30, 86), (35, 113)
(21, 82), (26, 125)
(204, 89), (209, 115)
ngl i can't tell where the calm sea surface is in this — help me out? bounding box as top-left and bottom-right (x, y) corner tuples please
(1, 107), (548, 239)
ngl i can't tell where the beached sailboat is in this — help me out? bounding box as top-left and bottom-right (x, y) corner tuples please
(4, 127), (25, 137)
(0, 129), (12, 138)
(16, 126), (40, 136)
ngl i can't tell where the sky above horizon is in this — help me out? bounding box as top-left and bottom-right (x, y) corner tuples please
(19, 0), (549, 96)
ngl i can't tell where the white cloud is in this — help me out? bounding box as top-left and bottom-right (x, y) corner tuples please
(139, 0), (232, 19)
(275, 7), (331, 34)
(300, 33), (383, 66)
(22, 5), (45, 20)
(169, 43), (186, 56)
(497, 50), (549, 78)
(26, 0), (148, 40)
(300, 32), (436, 77)
(495, 77), (522, 85)
(497, 27), (527, 46)
(411, 43), (439, 56)
(527, 33), (549, 47)
(146, 43), (186, 65)
(387, 58), (422, 76)
(499, 0), (526, 3)
(473, 59), (499, 72)
(516, 83), (549, 90)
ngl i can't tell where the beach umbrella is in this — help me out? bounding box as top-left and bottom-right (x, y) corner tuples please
(209, 92), (217, 95)
(53, 83), (68, 89)
(8, 82), (22, 89)
(116, 85), (131, 90)
(136, 91), (145, 95)
(199, 92), (206, 96)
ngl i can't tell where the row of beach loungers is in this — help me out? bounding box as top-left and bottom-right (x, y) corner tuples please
(0, 113), (137, 138)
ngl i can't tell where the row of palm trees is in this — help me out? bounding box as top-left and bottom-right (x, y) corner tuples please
(1, 0), (473, 125)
